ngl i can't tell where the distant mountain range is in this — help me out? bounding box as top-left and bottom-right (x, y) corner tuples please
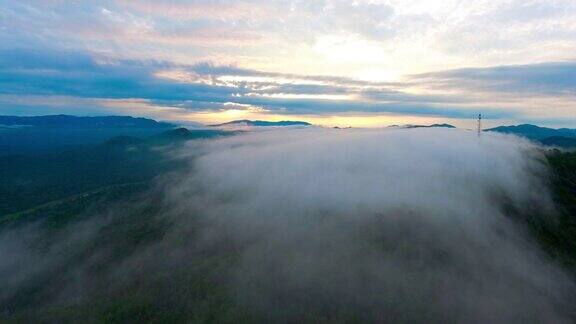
(0, 115), (174, 129)
(487, 124), (576, 148)
(486, 124), (576, 140)
(212, 120), (459, 129)
(0, 115), (176, 156)
(210, 120), (311, 127)
(2, 115), (575, 154)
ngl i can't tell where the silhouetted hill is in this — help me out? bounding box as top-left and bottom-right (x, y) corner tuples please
(487, 124), (576, 140)
(0, 115), (174, 129)
(210, 119), (311, 127)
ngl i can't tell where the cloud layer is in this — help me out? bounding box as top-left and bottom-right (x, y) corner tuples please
(0, 128), (575, 321)
(162, 128), (574, 321)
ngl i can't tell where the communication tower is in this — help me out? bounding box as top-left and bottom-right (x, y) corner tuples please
(477, 114), (482, 137)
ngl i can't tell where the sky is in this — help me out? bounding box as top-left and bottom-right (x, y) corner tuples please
(1, 0), (575, 128)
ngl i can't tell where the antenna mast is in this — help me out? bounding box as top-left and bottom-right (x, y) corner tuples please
(477, 113), (482, 137)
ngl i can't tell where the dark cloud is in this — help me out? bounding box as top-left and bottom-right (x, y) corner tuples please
(188, 61), (402, 87)
(0, 49), (235, 101)
(0, 46), (571, 124)
(0, 48), (519, 120)
(412, 61), (576, 96)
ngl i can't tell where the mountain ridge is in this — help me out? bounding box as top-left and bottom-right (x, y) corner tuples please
(486, 124), (576, 140)
(487, 124), (576, 149)
(0, 115), (175, 129)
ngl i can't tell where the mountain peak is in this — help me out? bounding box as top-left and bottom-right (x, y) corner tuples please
(486, 124), (576, 141)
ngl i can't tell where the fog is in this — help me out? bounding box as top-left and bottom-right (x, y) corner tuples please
(1, 127), (575, 322)
(170, 127), (572, 322)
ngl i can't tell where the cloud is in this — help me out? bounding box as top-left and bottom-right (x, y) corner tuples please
(1, 46), (575, 125)
(4, 0), (576, 72)
(0, 49), (235, 101)
(412, 61), (576, 96)
(0, 48), (494, 120)
(2, 0), (576, 125)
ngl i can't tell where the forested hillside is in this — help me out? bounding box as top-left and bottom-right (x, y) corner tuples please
(0, 128), (231, 215)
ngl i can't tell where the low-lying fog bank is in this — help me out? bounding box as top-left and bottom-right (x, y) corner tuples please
(1, 127), (574, 322)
